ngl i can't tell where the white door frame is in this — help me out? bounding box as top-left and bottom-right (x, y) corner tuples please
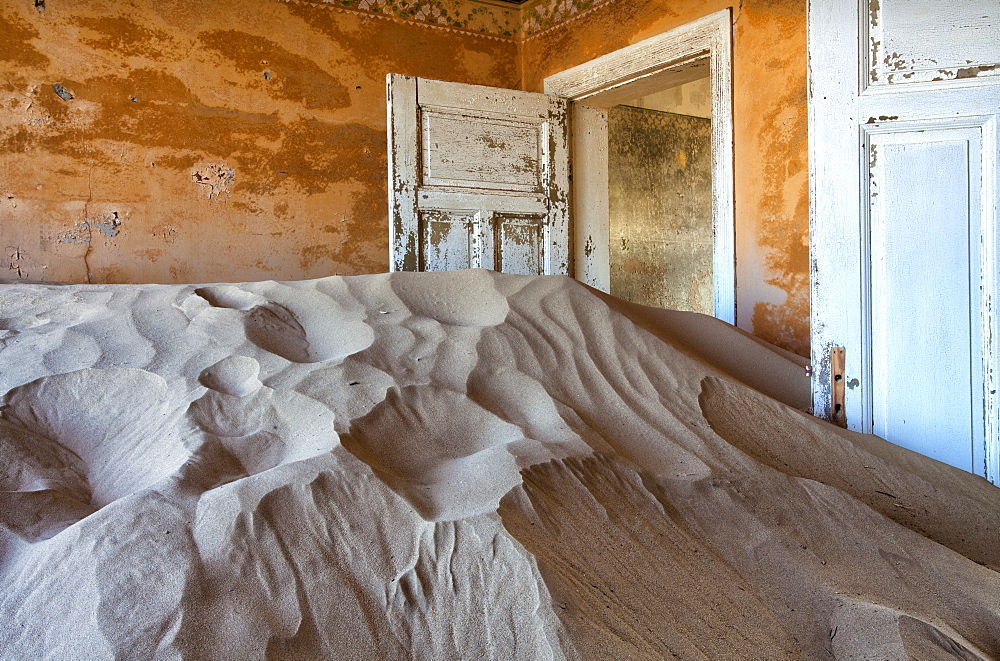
(543, 8), (735, 324)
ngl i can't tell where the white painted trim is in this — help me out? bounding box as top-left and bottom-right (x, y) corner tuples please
(808, 0), (862, 426)
(543, 8), (736, 324)
(569, 105), (610, 291)
(387, 73), (419, 273)
(979, 114), (999, 483)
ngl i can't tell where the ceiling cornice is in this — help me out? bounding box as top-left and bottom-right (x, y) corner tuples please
(278, 0), (618, 40)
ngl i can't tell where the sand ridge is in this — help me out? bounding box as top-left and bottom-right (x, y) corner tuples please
(0, 269), (997, 659)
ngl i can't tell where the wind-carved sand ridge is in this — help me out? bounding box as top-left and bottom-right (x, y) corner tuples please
(0, 269), (998, 659)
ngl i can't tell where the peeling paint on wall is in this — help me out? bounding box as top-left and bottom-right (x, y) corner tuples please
(96, 211), (122, 238)
(51, 84), (74, 101)
(0, 0), (519, 284)
(5, 245), (41, 280)
(191, 164), (236, 200)
(57, 212), (122, 245)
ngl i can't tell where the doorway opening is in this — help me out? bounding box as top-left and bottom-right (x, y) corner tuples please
(608, 65), (713, 313)
(543, 9), (734, 323)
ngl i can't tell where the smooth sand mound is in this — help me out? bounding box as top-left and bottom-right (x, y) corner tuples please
(0, 270), (997, 660)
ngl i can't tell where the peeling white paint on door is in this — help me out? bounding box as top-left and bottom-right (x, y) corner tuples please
(864, 0), (1000, 87)
(809, 0), (1000, 480)
(387, 74), (569, 276)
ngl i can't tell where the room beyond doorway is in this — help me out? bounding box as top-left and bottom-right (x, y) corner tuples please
(608, 71), (713, 314)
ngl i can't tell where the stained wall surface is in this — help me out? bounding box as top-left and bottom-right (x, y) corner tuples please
(608, 106), (713, 314)
(0, 0), (519, 284)
(2, 0), (810, 356)
(522, 0), (810, 355)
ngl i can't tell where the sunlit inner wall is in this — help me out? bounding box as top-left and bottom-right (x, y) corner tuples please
(608, 105), (713, 313)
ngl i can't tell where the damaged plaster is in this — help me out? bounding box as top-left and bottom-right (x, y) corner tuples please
(0, 0), (519, 284)
(191, 164), (236, 200)
(57, 211), (122, 245)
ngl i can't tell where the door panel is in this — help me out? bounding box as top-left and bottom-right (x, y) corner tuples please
(421, 110), (543, 192)
(419, 210), (475, 272)
(865, 0), (1000, 88)
(866, 127), (984, 470)
(809, 0), (1000, 480)
(495, 214), (545, 275)
(388, 74), (569, 276)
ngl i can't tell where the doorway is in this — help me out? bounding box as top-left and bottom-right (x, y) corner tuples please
(608, 68), (713, 313)
(543, 9), (734, 323)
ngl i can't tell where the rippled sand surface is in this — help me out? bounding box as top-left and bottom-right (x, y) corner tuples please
(1, 271), (997, 659)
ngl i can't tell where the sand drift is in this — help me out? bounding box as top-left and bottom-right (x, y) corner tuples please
(1, 270), (998, 659)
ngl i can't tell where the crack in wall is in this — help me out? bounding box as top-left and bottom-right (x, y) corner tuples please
(82, 163), (94, 283)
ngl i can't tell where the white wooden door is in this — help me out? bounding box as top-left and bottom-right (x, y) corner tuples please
(387, 75), (570, 275)
(809, 0), (1000, 479)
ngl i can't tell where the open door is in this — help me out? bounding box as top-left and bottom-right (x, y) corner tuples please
(387, 74), (569, 275)
(809, 0), (1000, 479)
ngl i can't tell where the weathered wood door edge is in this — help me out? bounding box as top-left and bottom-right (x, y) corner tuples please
(543, 8), (736, 326)
(984, 116), (1000, 483)
(388, 73), (419, 273)
(807, 0), (859, 426)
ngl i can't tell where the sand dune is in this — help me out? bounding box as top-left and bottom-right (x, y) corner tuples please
(1, 270), (997, 660)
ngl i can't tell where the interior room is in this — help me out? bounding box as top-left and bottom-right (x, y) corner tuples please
(2, 0), (998, 657)
(607, 70), (714, 313)
(0, 0), (810, 354)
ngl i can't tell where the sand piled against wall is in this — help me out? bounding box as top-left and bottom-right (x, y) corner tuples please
(1, 270), (998, 660)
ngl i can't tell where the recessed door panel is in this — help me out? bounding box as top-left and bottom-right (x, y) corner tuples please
(421, 110), (543, 192)
(495, 214), (544, 275)
(865, 0), (1000, 87)
(419, 210), (474, 272)
(867, 127), (984, 470)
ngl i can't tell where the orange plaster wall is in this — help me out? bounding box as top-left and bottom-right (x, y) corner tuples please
(0, 0), (519, 284)
(521, 0), (810, 356)
(2, 0), (810, 356)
